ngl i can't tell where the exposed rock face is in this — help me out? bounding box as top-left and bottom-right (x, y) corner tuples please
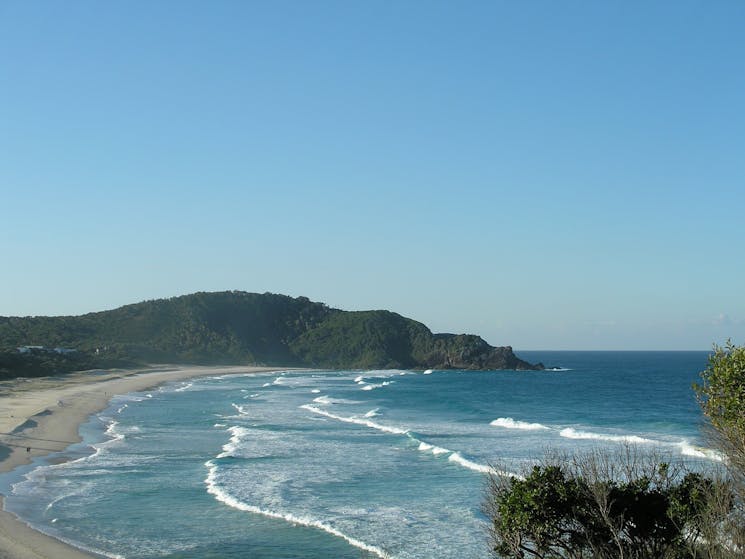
(421, 334), (543, 370)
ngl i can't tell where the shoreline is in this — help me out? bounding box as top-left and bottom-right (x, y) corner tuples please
(0, 365), (292, 559)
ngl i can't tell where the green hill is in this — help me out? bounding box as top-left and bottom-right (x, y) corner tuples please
(0, 291), (541, 378)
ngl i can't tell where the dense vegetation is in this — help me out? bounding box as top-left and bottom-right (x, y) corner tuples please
(0, 291), (540, 379)
(486, 342), (745, 559)
(695, 341), (745, 503)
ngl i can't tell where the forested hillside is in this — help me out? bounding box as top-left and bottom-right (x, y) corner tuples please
(0, 291), (541, 378)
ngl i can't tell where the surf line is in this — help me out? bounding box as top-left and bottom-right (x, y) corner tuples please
(490, 417), (724, 462)
(204, 460), (388, 558)
(301, 404), (521, 478)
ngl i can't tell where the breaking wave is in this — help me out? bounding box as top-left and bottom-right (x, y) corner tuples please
(204, 460), (386, 558)
(416, 441), (450, 456)
(217, 426), (251, 459)
(361, 381), (394, 391)
(559, 427), (655, 444)
(312, 395), (361, 405)
(677, 441), (725, 462)
(302, 404), (521, 478)
(300, 405), (409, 435)
(409, 436), (521, 478)
(490, 418), (549, 431)
(231, 403), (250, 416)
(559, 428), (724, 462)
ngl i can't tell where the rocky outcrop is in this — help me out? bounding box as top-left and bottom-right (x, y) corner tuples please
(419, 334), (543, 370)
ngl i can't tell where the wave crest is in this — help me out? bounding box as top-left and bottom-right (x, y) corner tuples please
(300, 404), (408, 435)
(490, 418), (549, 431)
(559, 428), (655, 444)
(204, 460), (387, 558)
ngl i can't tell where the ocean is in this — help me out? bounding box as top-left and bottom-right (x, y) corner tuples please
(0, 351), (719, 559)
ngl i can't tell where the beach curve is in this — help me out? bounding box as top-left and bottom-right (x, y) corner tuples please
(0, 365), (292, 559)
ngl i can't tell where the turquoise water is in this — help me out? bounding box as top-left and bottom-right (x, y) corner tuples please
(1, 352), (717, 558)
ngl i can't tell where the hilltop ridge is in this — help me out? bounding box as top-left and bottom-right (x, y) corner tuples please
(0, 292), (542, 378)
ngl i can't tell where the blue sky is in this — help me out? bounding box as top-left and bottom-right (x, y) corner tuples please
(1, 1), (743, 350)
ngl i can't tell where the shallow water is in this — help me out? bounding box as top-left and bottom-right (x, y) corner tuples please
(1, 351), (716, 558)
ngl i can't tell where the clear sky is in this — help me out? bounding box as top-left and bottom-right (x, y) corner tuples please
(1, 1), (743, 350)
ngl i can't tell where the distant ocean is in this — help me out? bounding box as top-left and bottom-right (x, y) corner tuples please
(0, 351), (720, 559)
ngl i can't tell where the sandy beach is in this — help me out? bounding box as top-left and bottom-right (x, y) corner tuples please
(0, 365), (288, 559)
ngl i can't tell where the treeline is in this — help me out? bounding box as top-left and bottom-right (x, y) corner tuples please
(0, 291), (540, 379)
(0, 349), (137, 380)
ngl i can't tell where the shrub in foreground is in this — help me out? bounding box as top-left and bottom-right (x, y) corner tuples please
(485, 448), (739, 559)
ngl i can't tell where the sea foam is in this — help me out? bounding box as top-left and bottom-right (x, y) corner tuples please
(174, 382), (193, 392)
(416, 441), (450, 456)
(677, 441), (725, 462)
(490, 417), (549, 431)
(447, 453), (522, 479)
(361, 381), (394, 391)
(217, 426), (251, 458)
(410, 436), (521, 478)
(300, 405), (409, 435)
(204, 460), (387, 558)
(312, 395), (361, 405)
(231, 403), (250, 416)
(560, 428), (725, 462)
(559, 427), (654, 444)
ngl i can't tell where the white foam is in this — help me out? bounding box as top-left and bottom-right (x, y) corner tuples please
(423, 369), (433, 375)
(115, 394), (148, 403)
(104, 420), (125, 442)
(213, 423), (227, 428)
(361, 381), (394, 391)
(204, 460), (386, 558)
(231, 403), (250, 416)
(559, 427), (654, 444)
(364, 409), (379, 418)
(32, 525), (127, 559)
(262, 382), (272, 387)
(300, 405), (408, 435)
(354, 375), (365, 383)
(174, 382), (193, 392)
(677, 440), (725, 462)
(116, 404), (128, 414)
(417, 441), (450, 456)
(311, 389), (321, 394)
(312, 396), (361, 405)
(560, 428), (725, 463)
(490, 417), (549, 431)
(218, 426), (251, 458)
